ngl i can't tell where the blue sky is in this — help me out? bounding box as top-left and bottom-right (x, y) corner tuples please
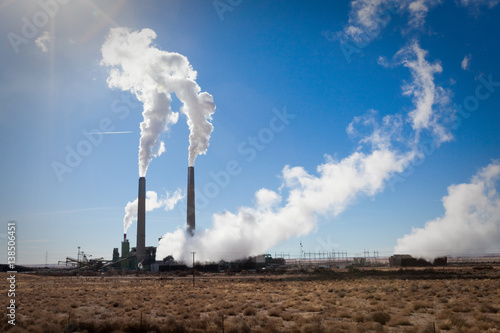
(1, 0), (499, 264)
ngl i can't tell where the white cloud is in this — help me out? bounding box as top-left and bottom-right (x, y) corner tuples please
(396, 41), (453, 144)
(342, 0), (393, 42)
(35, 31), (53, 53)
(348, 110), (404, 151)
(461, 54), (471, 70)
(408, 0), (429, 27)
(377, 55), (390, 67)
(394, 161), (500, 260)
(339, 0), (443, 43)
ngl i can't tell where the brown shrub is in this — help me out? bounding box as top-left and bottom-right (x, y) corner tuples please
(479, 303), (499, 313)
(353, 312), (365, 323)
(449, 302), (472, 313)
(243, 307), (256, 316)
(371, 311), (391, 325)
(438, 319), (452, 330)
(301, 321), (325, 333)
(268, 308), (282, 317)
(389, 314), (412, 326)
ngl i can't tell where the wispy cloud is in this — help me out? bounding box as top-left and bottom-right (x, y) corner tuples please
(339, 0), (443, 43)
(377, 56), (390, 68)
(396, 41), (453, 144)
(460, 0), (500, 9)
(406, 0), (442, 28)
(35, 31), (53, 53)
(461, 54), (471, 71)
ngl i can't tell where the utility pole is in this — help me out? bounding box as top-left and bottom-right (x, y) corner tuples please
(299, 241), (303, 266)
(191, 252), (196, 287)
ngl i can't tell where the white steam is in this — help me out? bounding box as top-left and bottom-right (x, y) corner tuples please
(101, 27), (215, 176)
(394, 161), (500, 260)
(159, 149), (412, 263)
(123, 189), (184, 234)
(156, 41), (452, 264)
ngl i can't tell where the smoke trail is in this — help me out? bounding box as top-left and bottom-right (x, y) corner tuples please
(156, 41), (453, 264)
(123, 189), (184, 234)
(394, 161), (500, 260)
(101, 27), (215, 176)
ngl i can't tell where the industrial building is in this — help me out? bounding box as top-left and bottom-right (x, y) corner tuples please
(389, 254), (447, 267)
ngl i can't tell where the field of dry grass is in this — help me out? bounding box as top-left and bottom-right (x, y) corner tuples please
(2, 266), (499, 332)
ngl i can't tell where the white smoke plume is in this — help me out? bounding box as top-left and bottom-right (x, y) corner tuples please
(394, 161), (500, 260)
(156, 41), (451, 264)
(101, 27), (215, 175)
(123, 189), (184, 234)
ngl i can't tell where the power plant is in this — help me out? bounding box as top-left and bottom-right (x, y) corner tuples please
(111, 168), (195, 270)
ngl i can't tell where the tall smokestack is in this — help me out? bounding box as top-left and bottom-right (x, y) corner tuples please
(136, 177), (146, 263)
(187, 166), (195, 236)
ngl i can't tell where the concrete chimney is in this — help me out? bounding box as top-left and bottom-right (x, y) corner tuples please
(136, 177), (146, 263)
(187, 166), (195, 236)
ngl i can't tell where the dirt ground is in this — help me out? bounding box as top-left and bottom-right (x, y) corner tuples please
(2, 266), (500, 332)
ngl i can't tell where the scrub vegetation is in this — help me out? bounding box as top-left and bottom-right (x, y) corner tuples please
(1, 266), (499, 332)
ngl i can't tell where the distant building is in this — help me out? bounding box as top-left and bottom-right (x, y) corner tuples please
(353, 257), (366, 266)
(389, 254), (414, 267)
(112, 248), (120, 269)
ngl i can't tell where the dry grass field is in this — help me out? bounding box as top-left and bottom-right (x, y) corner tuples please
(2, 266), (500, 332)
